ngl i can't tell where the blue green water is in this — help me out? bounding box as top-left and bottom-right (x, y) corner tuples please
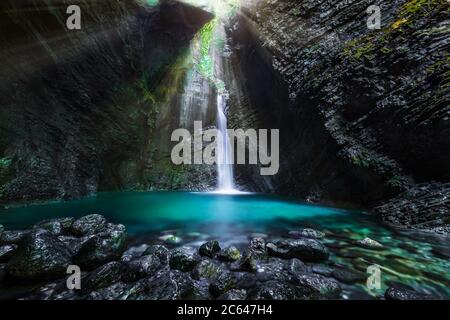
(1, 191), (449, 299)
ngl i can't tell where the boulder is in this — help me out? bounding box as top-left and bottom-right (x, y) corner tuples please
(231, 254), (257, 273)
(246, 280), (307, 300)
(218, 289), (247, 300)
(33, 218), (74, 236)
(126, 270), (195, 300)
(143, 244), (170, 263)
(267, 239), (329, 262)
(87, 281), (131, 300)
(27, 279), (79, 300)
(254, 258), (291, 282)
(57, 235), (93, 256)
(120, 244), (149, 262)
(209, 271), (237, 297)
(0, 244), (18, 263)
(286, 258), (308, 273)
(198, 240), (221, 258)
(311, 264), (334, 277)
(121, 254), (163, 282)
(288, 228), (325, 239)
(169, 246), (200, 272)
(355, 237), (383, 250)
(0, 230), (30, 245)
(217, 246), (241, 262)
(6, 229), (73, 280)
(83, 261), (122, 292)
(248, 237), (267, 260)
(191, 259), (222, 281)
(293, 273), (341, 298)
(70, 214), (107, 237)
(385, 286), (436, 300)
(73, 223), (127, 270)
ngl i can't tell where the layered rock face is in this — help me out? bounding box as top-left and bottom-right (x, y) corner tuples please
(227, 0), (449, 231)
(0, 0), (213, 205)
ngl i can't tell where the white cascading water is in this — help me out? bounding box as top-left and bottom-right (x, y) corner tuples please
(216, 93), (235, 191)
(180, 0), (241, 193)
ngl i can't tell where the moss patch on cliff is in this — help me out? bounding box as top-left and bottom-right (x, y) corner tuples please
(343, 0), (448, 62)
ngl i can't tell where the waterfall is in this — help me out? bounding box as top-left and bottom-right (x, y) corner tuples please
(216, 92), (235, 191)
(179, 0), (241, 193)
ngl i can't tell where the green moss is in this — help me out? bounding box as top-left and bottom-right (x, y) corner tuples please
(349, 149), (372, 168)
(343, 37), (377, 61)
(343, 0), (447, 62)
(387, 175), (408, 188)
(197, 20), (216, 80)
(290, 8), (301, 17)
(399, 0), (439, 18)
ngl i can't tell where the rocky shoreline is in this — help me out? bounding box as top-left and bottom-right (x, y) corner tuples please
(0, 214), (441, 300)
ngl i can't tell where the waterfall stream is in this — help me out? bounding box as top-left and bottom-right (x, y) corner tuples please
(216, 92), (235, 191)
(178, 0), (240, 192)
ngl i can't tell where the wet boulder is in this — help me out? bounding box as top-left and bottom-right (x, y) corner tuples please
(83, 261), (122, 292)
(209, 271), (237, 297)
(267, 239), (329, 262)
(121, 254), (163, 282)
(311, 264), (334, 277)
(248, 237), (268, 260)
(6, 229), (73, 280)
(198, 240), (221, 258)
(355, 237), (383, 250)
(70, 214), (107, 237)
(288, 228), (325, 239)
(87, 281), (132, 300)
(143, 244), (170, 264)
(293, 273), (341, 298)
(254, 258), (291, 282)
(73, 223), (127, 270)
(231, 254), (257, 273)
(121, 244), (149, 262)
(191, 259), (222, 281)
(218, 289), (247, 300)
(127, 270), (195, 300)
(286, 258), (308, 273)
(191, 279), (212, 300)
(26, 279), (80, 300)
(57, 235), (94, 256)
(385, 286), (436, 300)
(0, 230), (30, 245)
(0, 244), (18, 263)
(217, 246), (241, 262)
(33, 218), (74, 236)
(246, 280), (308, 300)
(169, 246), (200, 272)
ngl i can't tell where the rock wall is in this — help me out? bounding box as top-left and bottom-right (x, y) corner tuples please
(0, 0), (213, 205)
(227, 0), (449, 230)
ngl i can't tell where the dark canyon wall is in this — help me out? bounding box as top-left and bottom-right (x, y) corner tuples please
(0, 0), (213, 205)
(227, 0), (449, 232)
